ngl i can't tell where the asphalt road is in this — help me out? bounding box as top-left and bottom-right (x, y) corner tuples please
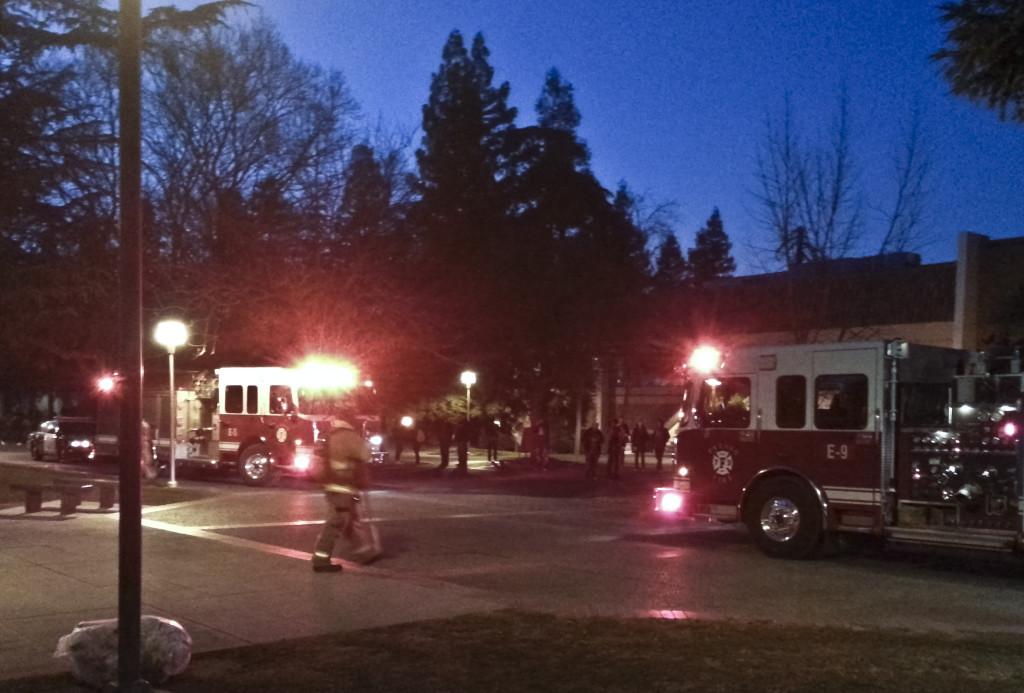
(4, 446), (1024, 634)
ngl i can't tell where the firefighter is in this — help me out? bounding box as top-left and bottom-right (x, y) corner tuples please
(311, 416), (381, 572)
(581, 421), (604, 480)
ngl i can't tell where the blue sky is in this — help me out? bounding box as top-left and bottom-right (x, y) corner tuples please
(152, 1), (1022, 273)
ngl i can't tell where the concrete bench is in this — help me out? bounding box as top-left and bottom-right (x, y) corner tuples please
(9, 480), (118, 516)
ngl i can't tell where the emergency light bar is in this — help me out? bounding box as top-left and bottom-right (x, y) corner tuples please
(688, 346), (723, 374)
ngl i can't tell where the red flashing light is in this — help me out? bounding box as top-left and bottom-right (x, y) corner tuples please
(293, 452), (312, 472)
(1001, 421), (1018, 439)
(96, 375), (116, 393)
(654, 488), (684, 514)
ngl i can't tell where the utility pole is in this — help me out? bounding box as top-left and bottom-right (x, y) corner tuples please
(118, 1), (148, 689)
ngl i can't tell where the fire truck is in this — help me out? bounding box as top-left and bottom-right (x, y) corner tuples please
(95, 366), (354, 485)
(654, 340), (1024, 558)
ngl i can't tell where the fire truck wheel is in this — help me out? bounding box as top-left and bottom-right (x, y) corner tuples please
(238, 444), (278, 486)
(745, 476), (823, 559)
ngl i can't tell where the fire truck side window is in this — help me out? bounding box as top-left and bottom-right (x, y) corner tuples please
(776, 375), (806, 428)
(270, 386), (293, 414)
(814, 374), (868, 430)
(225, 385), (243, 413)
(245, 385), (258, 414)
(699, 377), (751, 428)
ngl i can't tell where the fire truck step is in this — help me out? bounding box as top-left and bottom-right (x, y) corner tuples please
(886, 526), (1017, 552)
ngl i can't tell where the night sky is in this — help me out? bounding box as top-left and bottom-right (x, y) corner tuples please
(157, 0), (1022, 273)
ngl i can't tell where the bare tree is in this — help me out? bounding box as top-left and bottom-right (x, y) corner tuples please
(754, 95), (863, 268)
(143, 17), (358, 262)
(877, 107), (933, 254)
(753, 97), (806, 268)
(755, 94), (936, 269)
(795, 95), (862, 262)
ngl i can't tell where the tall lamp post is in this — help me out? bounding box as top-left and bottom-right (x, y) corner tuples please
(460, 370), (476, 421)
(154, 319), (188, 487)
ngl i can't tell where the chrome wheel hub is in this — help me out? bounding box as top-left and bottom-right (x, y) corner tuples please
(760, 497), (800, 542)
(243, 452), (272, 480)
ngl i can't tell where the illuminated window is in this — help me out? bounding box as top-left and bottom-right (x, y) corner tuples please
(699, 377), (751, 428)
(270, 385), (293, 414)
(814, 374), (868, 430)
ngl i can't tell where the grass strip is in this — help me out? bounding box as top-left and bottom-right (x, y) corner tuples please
(7, 610), (1024, 692)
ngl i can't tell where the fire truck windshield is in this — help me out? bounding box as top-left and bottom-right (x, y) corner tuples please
(697, 377), (752, 428)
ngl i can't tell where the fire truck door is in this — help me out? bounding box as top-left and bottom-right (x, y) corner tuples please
(811, 348), (883, 497)
(690, 374), (758, 508)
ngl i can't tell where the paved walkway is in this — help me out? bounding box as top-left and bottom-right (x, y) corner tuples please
(0, 450), (676, 682)
(0, 487), (504, 681)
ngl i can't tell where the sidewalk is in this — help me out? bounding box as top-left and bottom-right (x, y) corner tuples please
(0, 449), (672, 682)
(0, 491), (502, 681)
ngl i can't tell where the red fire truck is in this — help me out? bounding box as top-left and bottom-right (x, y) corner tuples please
(96, 365), (360, 485)
(654, 340), (1024, 558)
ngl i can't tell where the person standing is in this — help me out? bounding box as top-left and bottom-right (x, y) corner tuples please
(533, 419), (549, 470)
(391, 423), (406, 463)
(484, 419), (500, 466)
(311, 416), (380, 573)
(581, 421), (604, 480)
(436, 420), (453, 470)
(454, 419), (470, 473)
(632, 422), (648, 469)
(140, 419), (157, 481)
(652, 420), (670, 471)
(606, 419), (622, 480)
(412, 425), (424, 465)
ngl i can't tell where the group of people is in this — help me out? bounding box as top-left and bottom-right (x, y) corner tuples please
(310, 413), (673, 573)
(581, 419), (671, 480)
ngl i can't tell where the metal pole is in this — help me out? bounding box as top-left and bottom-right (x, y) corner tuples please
(117, 0), (147, 690)
(466, 386), (471, 421)
(168, 351), (177, 487)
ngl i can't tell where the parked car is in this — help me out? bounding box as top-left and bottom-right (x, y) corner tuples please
(28, 417), (96, 462)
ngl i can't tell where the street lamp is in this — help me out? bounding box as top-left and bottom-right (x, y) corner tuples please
(154, 319), (188, 487)
(460, 370), (476, 421)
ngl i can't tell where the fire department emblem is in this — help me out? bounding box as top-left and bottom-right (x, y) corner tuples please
(275, 426), (288, 443)
(709, 444), (737, 477)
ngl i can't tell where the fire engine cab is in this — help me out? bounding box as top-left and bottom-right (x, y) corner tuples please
(96, 366), (354, 485)
(654, 340), (1024, 559)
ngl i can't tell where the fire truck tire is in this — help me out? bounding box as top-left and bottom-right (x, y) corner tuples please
(745, 476), (823, 559)
(238, 444), (278, 486)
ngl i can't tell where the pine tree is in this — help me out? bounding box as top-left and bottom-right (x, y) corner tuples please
(415, 30), (516, 254)
(653, 234), (689, 293)
(688, 208), (736, 287)
(536, 68), (581, 132)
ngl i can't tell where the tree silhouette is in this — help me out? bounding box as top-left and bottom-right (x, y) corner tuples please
(935, 0), (1024, 122)
(688, 208), (736, 287)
